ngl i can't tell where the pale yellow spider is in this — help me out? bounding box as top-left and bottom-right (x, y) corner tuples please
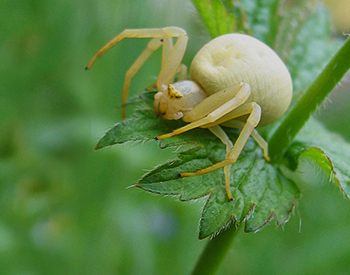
(86, 26), (293, 201)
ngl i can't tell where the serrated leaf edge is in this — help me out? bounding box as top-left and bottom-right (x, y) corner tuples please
(296, 146), (349, 200)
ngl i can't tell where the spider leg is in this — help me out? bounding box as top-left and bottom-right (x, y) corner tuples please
(161, 37), (173, 68)
(86, 27), (186, 69)
(156, 82), (251, 139)
(156, 33), (188, 89)
(180, 102), (261, 176)
(146, 64), (187, 92)
(208, 125), (234, 200)
(177, 64), (188, 81)
(220, 120), (270, 161)
(121, 38), (163, 118)
(86, 27), (188, 119)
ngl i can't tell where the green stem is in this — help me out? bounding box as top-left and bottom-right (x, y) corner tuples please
(191, 225), (239, 275)
(268, 36), (350, 162)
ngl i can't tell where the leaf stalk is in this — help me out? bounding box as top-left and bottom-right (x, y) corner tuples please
(268, 36), (350, 162)
(191, 225), (239, 275)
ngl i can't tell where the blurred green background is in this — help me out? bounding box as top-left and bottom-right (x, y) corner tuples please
(1, 0), (350, 274)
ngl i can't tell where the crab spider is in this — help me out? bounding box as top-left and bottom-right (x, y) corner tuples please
(86, 26), (293, 201)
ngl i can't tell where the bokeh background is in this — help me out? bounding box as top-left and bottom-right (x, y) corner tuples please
(1, 0), (350, 274)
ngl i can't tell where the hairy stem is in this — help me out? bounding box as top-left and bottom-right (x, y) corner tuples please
(268, 36), (350, 162)
(191, 225), (239, 275)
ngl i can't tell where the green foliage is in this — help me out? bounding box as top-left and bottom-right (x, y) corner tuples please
(3, 0), (350, 274)
(98, 94), (300, 238)
(96, 0), (350, 242)
(281, 119), (350, 200)
(191, 0), (237, 37)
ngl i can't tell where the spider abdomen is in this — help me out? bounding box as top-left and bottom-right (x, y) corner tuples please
(190, 33), (292, 126)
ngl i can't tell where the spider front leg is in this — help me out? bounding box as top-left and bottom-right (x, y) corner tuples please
(86, 27), (188, 119)
(156, 82), (251, 140)
(146, 64), (188, 96)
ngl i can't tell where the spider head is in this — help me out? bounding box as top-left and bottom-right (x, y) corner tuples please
(154, 80), (207, 120)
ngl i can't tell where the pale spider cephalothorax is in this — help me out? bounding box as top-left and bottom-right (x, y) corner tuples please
(86, 27), (293, 201)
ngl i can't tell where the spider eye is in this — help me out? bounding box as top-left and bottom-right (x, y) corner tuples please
(168, 84), (182, 99)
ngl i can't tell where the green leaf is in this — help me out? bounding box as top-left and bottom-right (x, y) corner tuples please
(139, 132), (299, 238)
(240, 0), (280, 42)
(283, 6), (340, 94)
(191, 0), (237, 37)
(272, 2), (316, 65)
(281, 119), (350, 200)
(96, 92), (200, 149)
(239, 1), (340, 94)
(97, 93), (300, 239)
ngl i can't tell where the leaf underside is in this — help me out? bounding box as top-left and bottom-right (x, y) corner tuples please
(282, 119), (350, 201)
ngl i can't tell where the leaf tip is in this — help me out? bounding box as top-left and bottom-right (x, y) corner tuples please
(126, 184), (139, 189)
